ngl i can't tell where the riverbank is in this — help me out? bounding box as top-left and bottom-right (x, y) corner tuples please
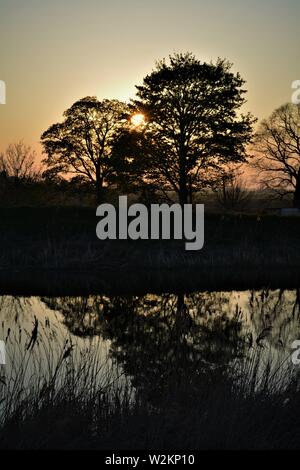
(0, 331), (299, 450)
(0, 206), (299, 293)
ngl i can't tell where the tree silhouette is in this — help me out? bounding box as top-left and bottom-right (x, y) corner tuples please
(0, 141), (39, 183)
(252, 103), (300, 208)
(216, 170), (252, 211)
(113, 53), (255, 205)
(41, 97), (130, 202)
(41, 293), (247, 405)
(40, 289), (300, 407)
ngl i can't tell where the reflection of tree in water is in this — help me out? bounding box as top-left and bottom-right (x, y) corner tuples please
(248, 289), (300, 348)
(41, 293), (247, 404)
(41, 289), (300, 405)
(41, 296), (107, 337)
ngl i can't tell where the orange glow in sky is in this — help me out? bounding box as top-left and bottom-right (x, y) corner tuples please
(0, 0), (299, 163)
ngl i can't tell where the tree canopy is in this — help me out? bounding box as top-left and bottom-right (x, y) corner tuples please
(252, 103), (300, 208)
(113, 53), (255, 204)
(41, 97), (130, 202)
(0, 141), (38, 182)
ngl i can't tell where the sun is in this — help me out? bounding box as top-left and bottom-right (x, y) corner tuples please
(130, 113), (145, 127)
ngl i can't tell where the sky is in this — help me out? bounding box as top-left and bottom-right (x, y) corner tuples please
(0, 0), (299, 160)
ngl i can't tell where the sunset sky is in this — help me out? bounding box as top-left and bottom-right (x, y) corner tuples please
(0, 0), (299, 160)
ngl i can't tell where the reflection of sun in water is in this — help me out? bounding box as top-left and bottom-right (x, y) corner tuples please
(131, 113), (145, 126)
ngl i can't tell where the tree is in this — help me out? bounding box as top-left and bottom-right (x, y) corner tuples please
(0, 141), (39, 182)
(252, 103), (300, 208)
(216, 170), (252, 211)
(41, 292), (247, 405)
(41, 97), (130, 202)
(113, 53), (255, 205)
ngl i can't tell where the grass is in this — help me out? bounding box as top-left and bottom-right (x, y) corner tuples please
(0, 207), (300, 293)
(1, 313), (300, 450)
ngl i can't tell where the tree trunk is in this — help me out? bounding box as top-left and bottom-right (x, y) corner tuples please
(188, 175), (193, 204)
(95, 167), (103, 204)
(179, 170), (188, 206)
(293, 168), (300, 209)
(96, 184), (103, 204)
(176, 293), (185, 314)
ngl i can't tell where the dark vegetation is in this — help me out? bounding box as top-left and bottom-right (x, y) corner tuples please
(0, 290), (300, 449)
(2, 352), (300, 450)
(0, 206), (299, 291)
